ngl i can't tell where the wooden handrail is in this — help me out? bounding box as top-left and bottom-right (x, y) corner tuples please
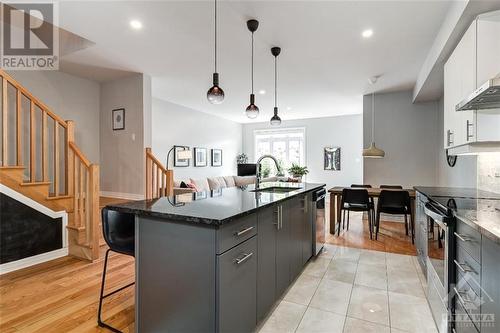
(0, 70), (67, 128)
(145, 148), (173, 199)
(69, 142), (91, 167)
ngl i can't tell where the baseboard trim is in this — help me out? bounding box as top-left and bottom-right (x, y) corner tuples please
(0, 248), (68, 275)
(100, 191), (144, 201)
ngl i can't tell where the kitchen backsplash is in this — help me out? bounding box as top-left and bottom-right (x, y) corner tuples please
(478, 153), (500, 194)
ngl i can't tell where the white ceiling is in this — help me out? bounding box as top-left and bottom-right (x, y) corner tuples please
(57, 1), (452, 123)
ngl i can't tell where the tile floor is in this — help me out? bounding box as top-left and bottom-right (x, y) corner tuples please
(257, 245), (436, 333)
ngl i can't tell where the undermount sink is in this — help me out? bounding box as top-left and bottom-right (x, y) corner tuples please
(252, 187), (298, 193)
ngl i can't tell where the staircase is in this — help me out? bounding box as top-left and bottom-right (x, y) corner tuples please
(0, 69), (100, 261)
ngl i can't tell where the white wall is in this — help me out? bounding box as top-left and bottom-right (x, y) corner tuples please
(436, 96), (477, 188)
(242, 115), (363, 190)
(152, 98), (242, 181)
(363, 90), (440, 188)
(6, 70), (100, 163)
(100, 74), (151, 198)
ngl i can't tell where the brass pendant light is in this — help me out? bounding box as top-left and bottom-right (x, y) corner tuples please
(363, 78), (385, 158)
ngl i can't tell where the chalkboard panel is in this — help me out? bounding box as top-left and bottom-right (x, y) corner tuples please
(0, 193), (62, 264)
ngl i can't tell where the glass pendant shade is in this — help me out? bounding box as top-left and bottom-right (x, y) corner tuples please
(246, 94), (259, 119)
(270, 107), (281, 126)
(207, 73), (224, 104)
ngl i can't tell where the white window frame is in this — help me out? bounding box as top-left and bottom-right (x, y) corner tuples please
(253, 127), (306, 170)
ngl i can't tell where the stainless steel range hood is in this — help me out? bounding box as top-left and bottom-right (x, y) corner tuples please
(456, 77), (500, 111)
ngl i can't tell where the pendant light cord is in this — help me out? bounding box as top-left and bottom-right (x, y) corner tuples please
(274, 55), (277, 108)
(214, 0), (217, 73)
(371, 92), (375, 142)
(251, 32), (254, 94)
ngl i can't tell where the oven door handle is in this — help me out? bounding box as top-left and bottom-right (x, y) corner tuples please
(424, 202), (452, 226)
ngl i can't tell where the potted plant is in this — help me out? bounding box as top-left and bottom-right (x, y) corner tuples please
(288, 163), (309, 182)
(236, 153), (248, 164)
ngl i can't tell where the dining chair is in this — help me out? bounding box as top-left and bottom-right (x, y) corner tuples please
(98, 208), (135, 333)
(339, 188), (374, 239)
(380, 185), (403, 189)
(375, 190), (413, 243)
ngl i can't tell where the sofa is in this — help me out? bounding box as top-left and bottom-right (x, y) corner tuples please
(173, 175), (279, 194)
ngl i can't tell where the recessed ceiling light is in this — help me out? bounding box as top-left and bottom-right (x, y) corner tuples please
(259, 89), (266, 95)
(286, 106), (292, 111)
(130, 20), (143, 30)
(362, 29), (373, 38)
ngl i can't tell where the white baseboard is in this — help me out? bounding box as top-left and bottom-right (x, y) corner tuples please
(0, 248), (68, 275)
(100, 191), (144, 201)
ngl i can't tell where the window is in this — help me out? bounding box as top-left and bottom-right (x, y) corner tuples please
(254, 128), (305, 175)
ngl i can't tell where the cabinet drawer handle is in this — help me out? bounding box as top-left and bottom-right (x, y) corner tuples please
(466, 120), (474, 141)
(454, 259), (476, 274)
(235, 226), (254, 237)
(454, 232), (471, 242)
(235, 252), (253, 265)
(454, 287), (474, 306)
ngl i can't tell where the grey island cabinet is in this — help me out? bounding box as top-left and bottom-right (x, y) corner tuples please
(106, 182), (323, 333)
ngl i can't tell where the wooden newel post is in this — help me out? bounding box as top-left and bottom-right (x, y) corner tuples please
(89, 164), (100, 261)
(146, 148), (152, 200)
(166, 169), (174, 196)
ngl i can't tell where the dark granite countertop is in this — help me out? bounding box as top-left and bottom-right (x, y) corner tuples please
(106, 182), (325, 226)
(414, 186), (500, 243)
(414, 186), (500, 200)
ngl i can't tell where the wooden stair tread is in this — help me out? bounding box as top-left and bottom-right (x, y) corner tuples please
(67, 225), (85, 231)
(20, 181), (52, 187)
(46, 195), (72, 200)
(0, 165), (25, 169)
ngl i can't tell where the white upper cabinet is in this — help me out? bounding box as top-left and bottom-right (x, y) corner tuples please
(476, 15), (500, 85)
(443, 11), (500, 152)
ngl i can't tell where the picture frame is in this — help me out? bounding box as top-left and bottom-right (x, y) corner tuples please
(174, 146), (190, 167)
(324, 147), (341, 170)
(211, 188), (223, 197)
(194, 147), (208, 167)
(211, 149), (222, 167)
(112, 108), (125, 130)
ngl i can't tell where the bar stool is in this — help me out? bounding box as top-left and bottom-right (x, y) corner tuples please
(375, 190), (413, 243)
(351, 184), (372, 188)
(339, 188), (374, 239)
(98, 208), (135, 333)
(380, 185), (403, 189)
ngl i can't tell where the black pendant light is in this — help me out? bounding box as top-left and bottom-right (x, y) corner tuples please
(245, 19), (259, 119)
(270, 46), (282, 126)
(207, 0), (224, 104)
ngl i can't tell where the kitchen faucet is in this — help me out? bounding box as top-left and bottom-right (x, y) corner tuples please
(255, 155), (281, 190)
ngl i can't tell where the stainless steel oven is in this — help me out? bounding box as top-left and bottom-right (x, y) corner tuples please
(425, 201), (456, 333)
(312, 188), (326, 256)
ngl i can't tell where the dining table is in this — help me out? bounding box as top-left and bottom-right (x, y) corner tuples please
(328, 186), (416, 235)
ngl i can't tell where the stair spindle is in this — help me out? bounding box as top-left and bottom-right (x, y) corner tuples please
(54, 121), (59, 196)
(2, 78), (8, 166)
(30, 101), (36, 182)
(16, 90), (22, 166)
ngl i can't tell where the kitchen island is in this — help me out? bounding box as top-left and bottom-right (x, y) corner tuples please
(106, 182), (325, 333)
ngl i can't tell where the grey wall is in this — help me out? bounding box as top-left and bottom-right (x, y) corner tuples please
(436, 97), (477, 188)
(242, 115), (363, 190)
(152, 98), (242, 181)
(6, 70), (100, 163)
(363, 90), (440, 188)
(100, 74), (151, 197)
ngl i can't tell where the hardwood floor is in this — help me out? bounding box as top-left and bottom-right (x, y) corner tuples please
(1, 197), (416, 332)
(1, 197), (135, 333)
(0, 246), (135, 333)
(325, 204), (417, 255)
